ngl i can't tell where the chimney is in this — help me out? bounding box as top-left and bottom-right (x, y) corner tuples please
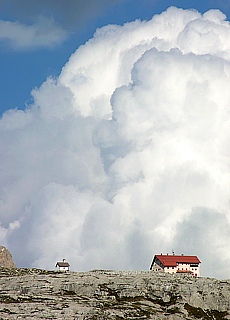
(63, 258), (66, 262)
(181, 253), (184, 256)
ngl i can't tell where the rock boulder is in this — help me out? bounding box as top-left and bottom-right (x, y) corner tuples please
(0, 245), (16, 268)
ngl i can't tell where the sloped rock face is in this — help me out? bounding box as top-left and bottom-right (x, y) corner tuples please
(0, 246), (16, 268)
(0, 268), (229, 319)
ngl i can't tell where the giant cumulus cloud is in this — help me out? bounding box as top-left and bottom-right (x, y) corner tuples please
(1, 7), (230, 278)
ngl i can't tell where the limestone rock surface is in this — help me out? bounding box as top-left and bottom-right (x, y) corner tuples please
(0, 268), (229, 319)
(0, 246), (15, 268)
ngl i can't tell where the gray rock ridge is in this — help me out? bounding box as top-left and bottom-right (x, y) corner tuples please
(0, 246), (16, 268)
(0, 268), (229, 319)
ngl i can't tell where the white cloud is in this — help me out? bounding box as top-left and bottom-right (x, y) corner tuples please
(1, 7), (230, 278)
(0, 17), (67, 50)
(174, 207), (230, 279)
(0, 0), (121, 50)
(0, 0), (120, 29)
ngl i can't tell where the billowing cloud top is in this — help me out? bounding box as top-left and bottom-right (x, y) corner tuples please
(1, 7), (230, 278)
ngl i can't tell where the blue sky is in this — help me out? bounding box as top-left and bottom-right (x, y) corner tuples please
(0, 0), (229, 116)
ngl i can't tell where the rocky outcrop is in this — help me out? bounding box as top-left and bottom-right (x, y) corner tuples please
(0, 268), (229, 319)
(0, 246), (15, 268)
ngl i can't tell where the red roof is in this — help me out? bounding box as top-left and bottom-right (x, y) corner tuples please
(155, 254), (201, 267)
